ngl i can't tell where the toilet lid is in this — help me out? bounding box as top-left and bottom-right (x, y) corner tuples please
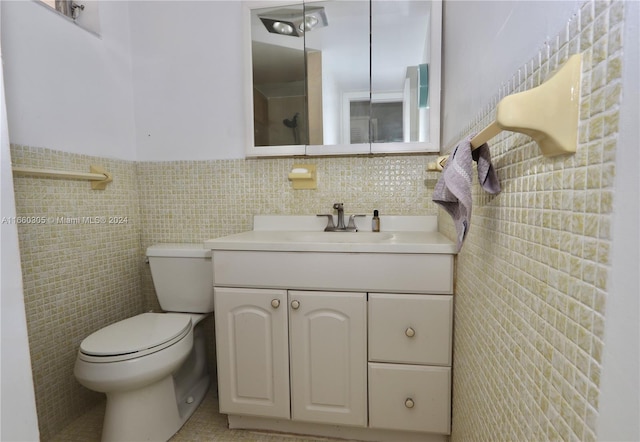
(80, 313), (192, 357)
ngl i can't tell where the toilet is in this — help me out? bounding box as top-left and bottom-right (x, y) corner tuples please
(74, 244), (214, 442)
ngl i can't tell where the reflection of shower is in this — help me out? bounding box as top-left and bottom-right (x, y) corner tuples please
(283, 112), (300, 144)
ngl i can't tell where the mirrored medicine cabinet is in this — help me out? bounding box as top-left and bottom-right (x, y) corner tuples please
(243, 0), (442, 157)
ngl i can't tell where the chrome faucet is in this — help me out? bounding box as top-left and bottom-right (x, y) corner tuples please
(333, 203), (346, 230)
(317, 203), (365, 232)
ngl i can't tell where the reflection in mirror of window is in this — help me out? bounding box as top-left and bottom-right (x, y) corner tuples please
(40, 0), (84, 20)
(37, 0), (100, 35)
(350, 101), (404, 144)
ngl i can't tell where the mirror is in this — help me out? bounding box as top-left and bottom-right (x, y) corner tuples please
(250, 3), (308, 149)
(245, 0), (441, 157)
(371, 0), (433, 145)
(303, 1), (370, 150)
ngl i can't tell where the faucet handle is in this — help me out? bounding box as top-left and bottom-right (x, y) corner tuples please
(347, 214), (366, 231)
(317, 214), (335, 231)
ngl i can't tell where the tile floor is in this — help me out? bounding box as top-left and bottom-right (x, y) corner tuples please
(51, 387), (344, 442)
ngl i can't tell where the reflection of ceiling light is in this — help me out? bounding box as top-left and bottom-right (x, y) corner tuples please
(301, 15), (319, 32)
(273, 22), (295, 35)
(258, 6), (328, 37)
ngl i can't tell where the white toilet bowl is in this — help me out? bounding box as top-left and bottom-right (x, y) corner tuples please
(74, 244), (214, 442)
(74, 312), (209, 442)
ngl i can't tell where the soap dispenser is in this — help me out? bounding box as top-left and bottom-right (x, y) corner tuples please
(372, 210), (380, 232)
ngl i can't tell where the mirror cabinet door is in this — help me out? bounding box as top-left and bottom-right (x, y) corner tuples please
(304, 0), (371, 156)
(245, 0), (441, 157)
(248, 2), (307, 156)
(371, 0), (440, 153)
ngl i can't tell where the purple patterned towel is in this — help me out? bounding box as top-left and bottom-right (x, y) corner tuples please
(433, 137), (500, 252)
(472, 140), (501, 195)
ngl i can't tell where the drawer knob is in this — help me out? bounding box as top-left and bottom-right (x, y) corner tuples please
(291, 300), (300, 310)
(271, 299), (280, 309)
(405, 327), (416, 337)
(405, 398), (415, 409)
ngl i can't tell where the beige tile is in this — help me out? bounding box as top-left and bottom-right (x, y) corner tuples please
(449, 1), (621, 440)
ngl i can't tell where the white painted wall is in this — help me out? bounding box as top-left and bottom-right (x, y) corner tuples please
(1, 0), (137, 160)
(128, 1), (246, 161)
(0, 5), (40, 439)
(441, 0), (582, 148)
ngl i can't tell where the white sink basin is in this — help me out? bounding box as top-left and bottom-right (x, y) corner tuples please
(205, 215), (456, 254)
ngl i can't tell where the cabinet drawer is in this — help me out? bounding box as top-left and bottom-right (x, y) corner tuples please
(368, 294), (453, 366)
(368, 363), (451, 435)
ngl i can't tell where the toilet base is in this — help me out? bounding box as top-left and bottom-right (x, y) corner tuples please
(98, 318), (211, 441)
(177, 375), (210, 428)
(101, 374), (210, 442)
(102, 376), (180, 442)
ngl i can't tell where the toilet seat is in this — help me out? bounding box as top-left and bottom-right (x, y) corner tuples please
(79, 313), (192, 363)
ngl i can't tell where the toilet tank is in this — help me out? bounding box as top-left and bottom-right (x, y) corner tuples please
(146, 244), (214, 313)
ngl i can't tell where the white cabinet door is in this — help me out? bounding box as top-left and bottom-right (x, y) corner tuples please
(288, 291), (367, 427)
(214, 287), (290, 418)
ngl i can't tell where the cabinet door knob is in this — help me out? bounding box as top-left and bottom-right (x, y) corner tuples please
(405, 327), (416, 337)
(405, 398), (415, 409)
(271, 299), (280, 308)
(291, 300), (300, 309)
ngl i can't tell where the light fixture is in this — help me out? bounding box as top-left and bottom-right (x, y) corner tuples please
(258, 6), (328, 37)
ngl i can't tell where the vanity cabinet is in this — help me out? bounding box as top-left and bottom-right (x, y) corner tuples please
(207, 217), (456, 442)
(215, 287), (367, 427)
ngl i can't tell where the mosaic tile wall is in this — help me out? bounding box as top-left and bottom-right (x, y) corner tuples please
(440, 1), (624, 440)
(10, 146), (143, 440)
(11, 147), (440, 439)
(136, 155), (440, 310)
